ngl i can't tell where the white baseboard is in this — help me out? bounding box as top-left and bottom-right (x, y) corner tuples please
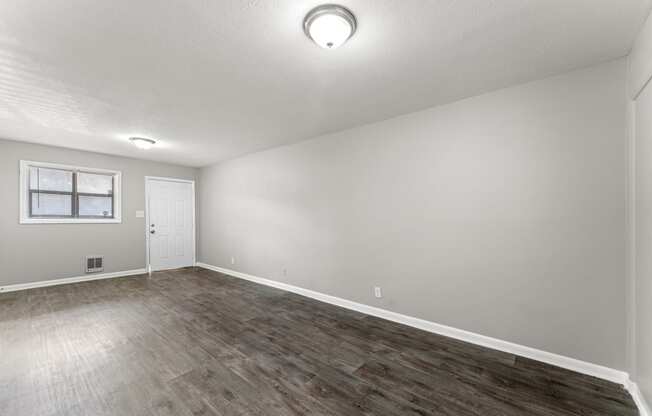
(0, 268), (147, 293)
(196, 262), (629, 386)
(626, 380), (651, 416)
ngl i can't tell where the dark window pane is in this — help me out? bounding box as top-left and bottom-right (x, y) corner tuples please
(78, 195), (113, 217)
(29, 167), (73, 192)
(77, 172), (113, 195)
(30, 192), (72, 216)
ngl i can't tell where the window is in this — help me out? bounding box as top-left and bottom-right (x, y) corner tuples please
(20, 161), (122, 224)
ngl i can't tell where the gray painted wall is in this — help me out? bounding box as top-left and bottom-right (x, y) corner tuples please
(629, 9), (652, 99)
(635, 79), (652, 405)
(630, 10), (652, 407)
(0, 139), (197, 287)
(198, 59), (629, 370)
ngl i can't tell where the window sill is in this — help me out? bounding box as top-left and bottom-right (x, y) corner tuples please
(20, 218), (122, 224)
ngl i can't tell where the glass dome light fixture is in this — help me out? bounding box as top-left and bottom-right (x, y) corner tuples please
(129, 137), (156, 150)
(304, 4), (357, 50)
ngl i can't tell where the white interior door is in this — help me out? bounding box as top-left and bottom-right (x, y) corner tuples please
(147, 178), (194, 271)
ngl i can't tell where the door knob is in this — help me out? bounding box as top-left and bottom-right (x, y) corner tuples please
(150, 230), (155, 234)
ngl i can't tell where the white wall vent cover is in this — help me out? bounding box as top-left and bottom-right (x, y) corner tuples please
(86, 256), (104, 273)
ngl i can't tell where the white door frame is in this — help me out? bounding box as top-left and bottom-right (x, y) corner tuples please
(145, 176), (196, 272)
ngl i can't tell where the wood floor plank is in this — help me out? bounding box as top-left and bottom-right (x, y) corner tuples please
(0, 267), (639, 416)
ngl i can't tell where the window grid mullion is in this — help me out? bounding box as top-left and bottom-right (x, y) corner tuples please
(73, 171), (78, 218)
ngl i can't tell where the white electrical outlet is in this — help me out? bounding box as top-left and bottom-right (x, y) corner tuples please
(231, 256), (236, 265)
(374, 287), (382, 298)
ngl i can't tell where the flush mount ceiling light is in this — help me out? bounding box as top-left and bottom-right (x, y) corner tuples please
(129, 137), (156, 150)
(304, 4), (357, 49)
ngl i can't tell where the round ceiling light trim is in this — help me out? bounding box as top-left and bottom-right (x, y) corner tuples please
(304, 4), (357, 49)
(129, 137), (156, 150)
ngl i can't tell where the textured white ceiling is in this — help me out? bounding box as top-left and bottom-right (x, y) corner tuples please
(0, 0), (650, 166)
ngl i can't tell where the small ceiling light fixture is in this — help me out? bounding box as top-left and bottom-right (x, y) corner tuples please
(129, 137), (156, 150)
(304, 4), (357, 49)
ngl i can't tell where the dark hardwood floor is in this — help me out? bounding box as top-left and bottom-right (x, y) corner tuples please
(0, 267), (638, 416)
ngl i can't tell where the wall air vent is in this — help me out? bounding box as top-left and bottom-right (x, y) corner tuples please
(86, 256), (104, 273)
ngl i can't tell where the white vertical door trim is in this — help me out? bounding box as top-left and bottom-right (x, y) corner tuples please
(145, 176), (196, 272)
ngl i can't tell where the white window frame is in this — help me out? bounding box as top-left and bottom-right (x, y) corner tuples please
(19, 160), (122, 224)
